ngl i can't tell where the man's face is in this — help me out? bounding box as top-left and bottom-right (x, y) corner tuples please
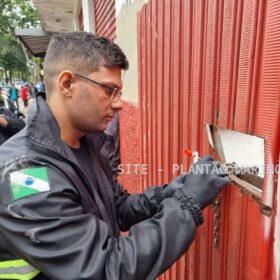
(67, 66), (123, 133)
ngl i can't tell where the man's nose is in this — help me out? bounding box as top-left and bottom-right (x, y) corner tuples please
(111, 98), (123, 110)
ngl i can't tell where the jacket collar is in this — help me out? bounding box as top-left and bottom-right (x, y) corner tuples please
(26, 92), (107, 155)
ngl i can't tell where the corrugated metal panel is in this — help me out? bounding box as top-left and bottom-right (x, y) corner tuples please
(233, 0), (259, 132)
(137, 0), (280, 279)
(253, 1), (280, 278)
(94, 0), (116, 40)
(146, 0), (153, 187)
(217, 0), (239, 129)
(155, 0), (164, 185)
(162, 0), (172, 186)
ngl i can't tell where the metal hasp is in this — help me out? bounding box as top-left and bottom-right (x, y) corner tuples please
(207, 124), (272, 216)
(206, 124), (273, 247)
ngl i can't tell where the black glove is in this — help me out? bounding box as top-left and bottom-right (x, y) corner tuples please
(175, 155), (229, 210)
(163, 174), (186, 196)
(143, 174), (186, 212)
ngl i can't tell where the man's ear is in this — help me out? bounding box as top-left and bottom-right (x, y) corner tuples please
(57, 71), (75, 97)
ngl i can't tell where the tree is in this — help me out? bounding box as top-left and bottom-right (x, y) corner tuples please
(0, 0), (40, 83)
(0, 0), (39, 34)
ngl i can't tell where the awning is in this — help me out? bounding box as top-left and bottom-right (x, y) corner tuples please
(32, 0), (76, 33)
(15, 28), (52, 57)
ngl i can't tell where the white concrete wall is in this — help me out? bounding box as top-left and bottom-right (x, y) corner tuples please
(82, 0), (96, 33)
(73, 0), (81, 31)
(115, 0), (146, 103)
(74, 0), (96, 33)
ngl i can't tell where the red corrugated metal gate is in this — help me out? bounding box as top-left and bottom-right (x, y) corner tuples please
(94, 0), (116, 40)
(137, 0), (280, 279)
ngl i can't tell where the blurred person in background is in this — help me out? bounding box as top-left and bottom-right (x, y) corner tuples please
(20, 84), (29, 113)
(29, 82), (38, 98)
(10, 83), (20, 110)
(36, 81), (45, 92)
(0, 87), (25, 145)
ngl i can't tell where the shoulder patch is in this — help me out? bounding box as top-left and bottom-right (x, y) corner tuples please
(9, 167), (51, 200)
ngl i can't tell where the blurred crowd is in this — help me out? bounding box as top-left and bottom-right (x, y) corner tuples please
(0, 81), (45, 145)
(4, 81), (45, 113)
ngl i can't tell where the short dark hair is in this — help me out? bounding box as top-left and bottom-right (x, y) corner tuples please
(43, 32), (129, 93)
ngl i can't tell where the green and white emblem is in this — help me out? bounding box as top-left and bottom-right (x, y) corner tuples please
(9, 167), (51, 200)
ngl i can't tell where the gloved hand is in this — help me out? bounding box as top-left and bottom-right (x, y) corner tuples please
(163, 174), (186, 197)
(143, 174), (187, 211)
(175, 155), (229, 209)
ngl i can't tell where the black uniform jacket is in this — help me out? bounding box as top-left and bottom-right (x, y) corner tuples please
(0, 93), (197, 280)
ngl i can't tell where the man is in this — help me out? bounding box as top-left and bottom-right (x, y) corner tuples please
(20, 84), (29, 113)
(0, 32), (229, 280)
(10, 83), (20, 110)
(29, 82), (39, 98)
(0, 87), (25, 145)
(36, 81), (45, 92)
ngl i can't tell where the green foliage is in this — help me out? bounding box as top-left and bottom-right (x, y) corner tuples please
(0, 0), (39, 34)
(0, 0), (40, 82)
(0, 34), (28, 78)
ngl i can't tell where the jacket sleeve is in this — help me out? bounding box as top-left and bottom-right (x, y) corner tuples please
(0, 164), (198, 280)
(3, 116), (25, 136)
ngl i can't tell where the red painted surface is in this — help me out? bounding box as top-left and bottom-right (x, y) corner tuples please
(94, 0), (116, 40)
(118, 101), (142, 194)
(136, 0), (280, 279)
